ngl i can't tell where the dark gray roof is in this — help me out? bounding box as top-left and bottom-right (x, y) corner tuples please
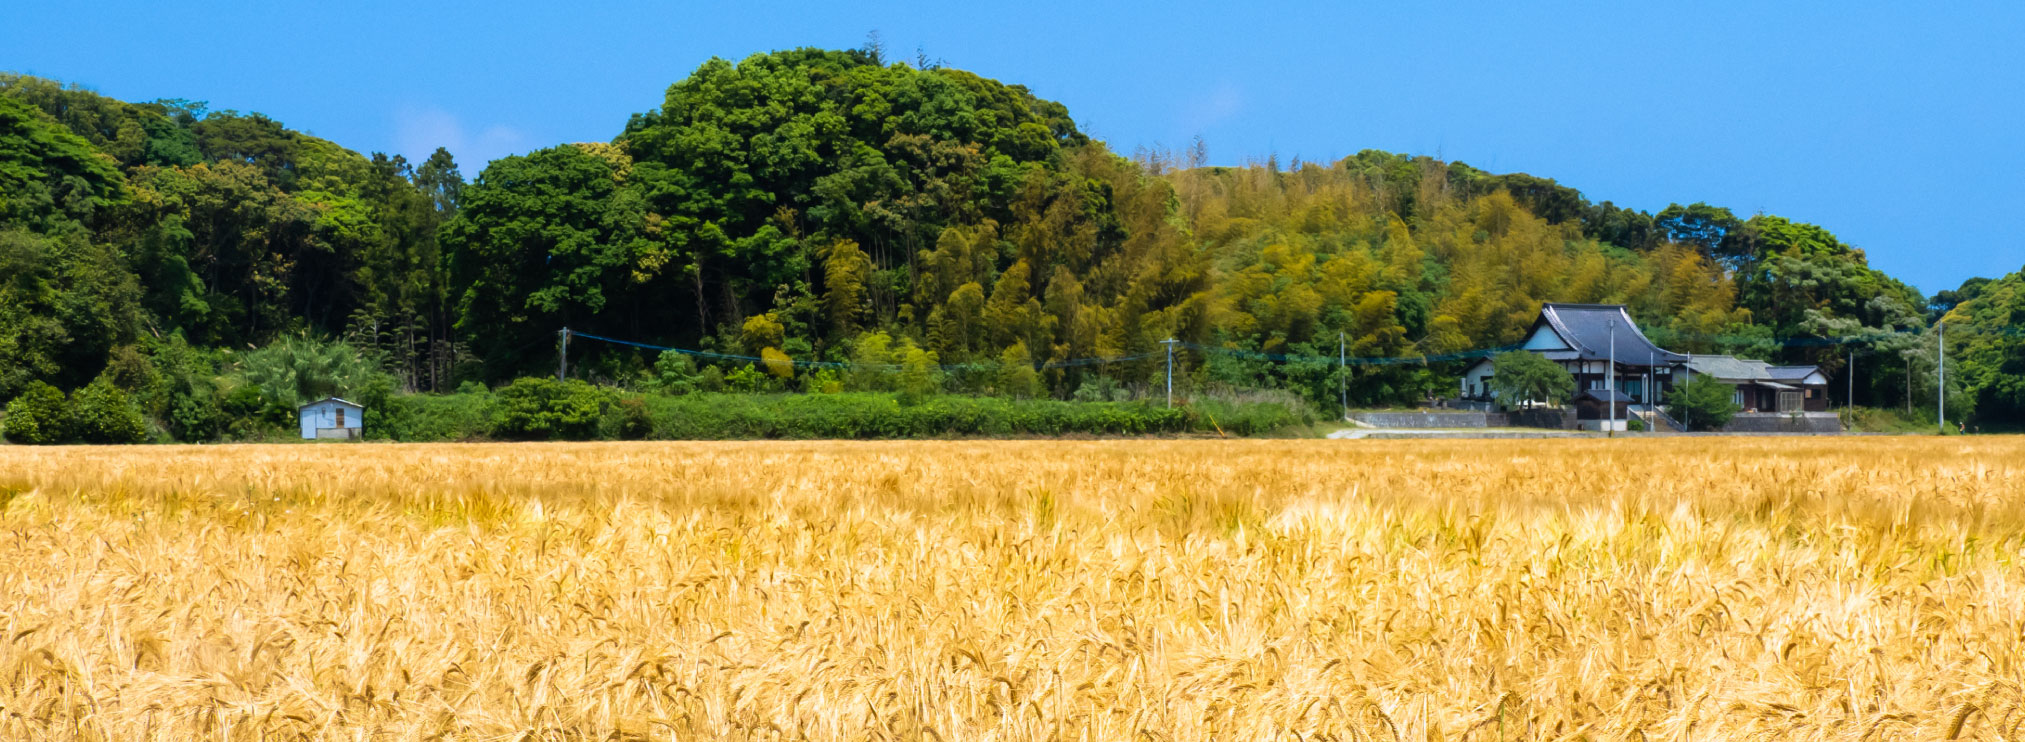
(1577, 389), (1632, 402)
(1684, 355), (1770, 381)
(1766, 366), (1825, 383)
(1682, 357), (1826, 386)
(1535, 304), (1689, 366)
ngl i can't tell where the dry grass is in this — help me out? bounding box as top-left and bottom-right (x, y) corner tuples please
(1, 438), (2023, 740)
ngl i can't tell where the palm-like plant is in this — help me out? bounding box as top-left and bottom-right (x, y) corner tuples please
(232, 335), (388, 406)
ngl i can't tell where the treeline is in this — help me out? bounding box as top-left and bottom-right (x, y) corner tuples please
(0, 74), (462, 395)
(2, 47), (2019, 440)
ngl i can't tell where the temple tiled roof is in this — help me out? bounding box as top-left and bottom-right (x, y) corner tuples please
(1535, 304), (1689, 367)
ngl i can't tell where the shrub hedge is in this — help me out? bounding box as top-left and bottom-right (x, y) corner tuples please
(358, 387), (1311, 442)
(644, 394), (1191, 439)
(7, 375), (1314, 444)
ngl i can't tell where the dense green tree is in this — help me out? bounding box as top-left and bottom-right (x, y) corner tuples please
(0, 229), (143, 397)
(895, 339), (941, 405)
(612, 48), (1082, 342)
(2, 381), (72, 444)
(70, 375), (148, 443)
(1941, 266), (2025, 424)
(649, 350), (706, 395)
(491, 376), (607, 439)
(1654, 202), (1755, 267)
(146, 333), (231, 441)
(1930, 276), (1991, 319)
(0, 96), (128, 228)
(413, 147), (464, 217)
(443, 144), (657, 378)
(1670, 375), (1740, 431)
(0, 74), (200, 169)
(1734, 216), (1925, 381)
(996, 341), (1041, 398)
(1488, 350), (1576, 407)
(0, 97), (146, 397)
(821, 238), (872, 334)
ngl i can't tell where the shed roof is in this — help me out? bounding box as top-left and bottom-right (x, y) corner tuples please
(1577, 388), (1632, 403)
(298, 397), (363, 410)
(1534, 304), (1688, 367)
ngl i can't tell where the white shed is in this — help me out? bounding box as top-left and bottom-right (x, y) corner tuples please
(298, 397), (364, 440)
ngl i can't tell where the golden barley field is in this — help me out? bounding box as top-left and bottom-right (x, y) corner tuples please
(2, 438), (2023, 741)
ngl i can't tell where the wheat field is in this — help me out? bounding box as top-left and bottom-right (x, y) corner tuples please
(0, 438), (2021, 741)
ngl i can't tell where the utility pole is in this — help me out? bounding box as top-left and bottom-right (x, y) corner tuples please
(1847, 347), (1854, 411)
(1162, 337), (1177, 408)
(558, 327), (571, 382)
(1938, 321), (1946, 434)
(1683, 352), (1692, 431)
(1339, 331), (1347, 420)
(1647, 350), (1655, 433)
(1607, 318), (1617, 437)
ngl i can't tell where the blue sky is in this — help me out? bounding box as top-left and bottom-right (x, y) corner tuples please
(6, 1), (2020, 294)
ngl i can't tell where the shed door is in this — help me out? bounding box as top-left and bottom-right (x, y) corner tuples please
(336, 407), (345, 428)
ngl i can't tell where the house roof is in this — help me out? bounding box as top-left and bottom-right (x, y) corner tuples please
(298, 397), (363, 410)
(1683, 356), (1827, 386)
(1684, 355), (1771, 381)
(1534, 304), (1688, 367)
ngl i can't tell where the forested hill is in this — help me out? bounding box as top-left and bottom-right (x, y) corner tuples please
(3, 47), (2020, 432)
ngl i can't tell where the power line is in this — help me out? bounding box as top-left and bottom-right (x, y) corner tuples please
(569, 330), (1154, 373)
(566, 321), (2023, 376)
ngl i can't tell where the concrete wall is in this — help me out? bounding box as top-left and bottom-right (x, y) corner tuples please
(1508, 407), (1578, 430)
(1721, 412), (1842, 434)
(1349, 411), (1491, 428)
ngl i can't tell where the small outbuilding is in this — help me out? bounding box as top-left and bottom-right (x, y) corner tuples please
(298, 397), (364, 440)
(1573, 389), (1632, 431)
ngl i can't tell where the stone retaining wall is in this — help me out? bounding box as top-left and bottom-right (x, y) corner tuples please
(1349, 411), (1491, 428)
